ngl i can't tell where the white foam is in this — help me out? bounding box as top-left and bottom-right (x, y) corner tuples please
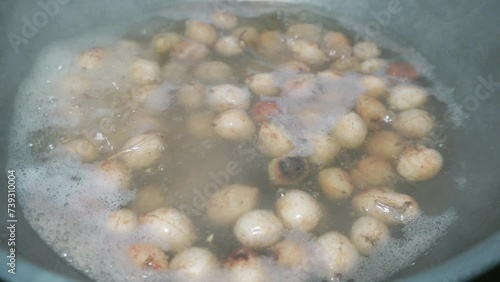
(15, 157), (149, 282)
(10, 24), (132, 133)
(454, 177), (468, 191)
(268, 72), (364, 157)
(242, 211), (457, 282)
(353, 209), (458, 282)
(7, 20), (177, 282)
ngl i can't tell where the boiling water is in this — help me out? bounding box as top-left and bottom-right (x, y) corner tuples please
(8, 3), (459, 282)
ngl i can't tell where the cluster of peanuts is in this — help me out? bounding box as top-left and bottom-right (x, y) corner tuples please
(57, 9), (445, 281)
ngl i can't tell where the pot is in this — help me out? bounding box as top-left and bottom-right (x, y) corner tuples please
(0, 0), (499, 281)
